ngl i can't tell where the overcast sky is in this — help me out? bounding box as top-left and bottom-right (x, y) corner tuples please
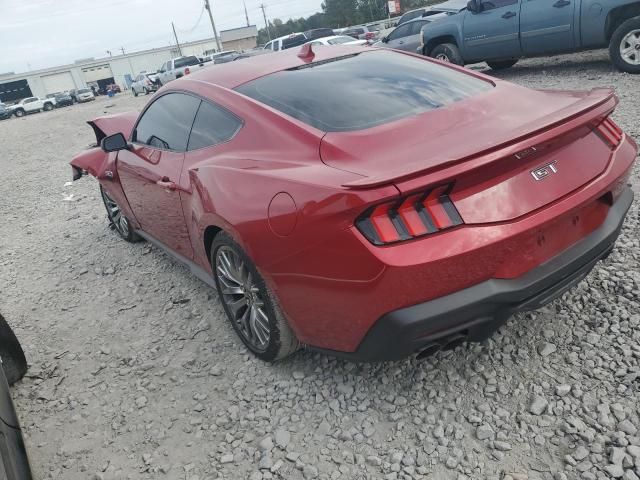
(1, 0), (324, 74)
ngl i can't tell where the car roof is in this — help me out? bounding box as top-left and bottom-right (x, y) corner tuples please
(273, 32), (305, 42)
(187, 44), (372, 89)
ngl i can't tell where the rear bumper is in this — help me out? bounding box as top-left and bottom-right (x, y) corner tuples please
(314, 187), (633, 361)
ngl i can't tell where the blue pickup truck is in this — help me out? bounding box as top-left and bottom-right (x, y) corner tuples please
(419, 0), (640, 73)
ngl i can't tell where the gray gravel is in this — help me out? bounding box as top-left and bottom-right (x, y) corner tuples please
(0, 49), (639, 480)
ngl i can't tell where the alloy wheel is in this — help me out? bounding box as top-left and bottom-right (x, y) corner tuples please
(215, 246), (270, 351)
(436, 54), (450, 62)
(620, 29), (640, 65)
(101, 188), (131, 238)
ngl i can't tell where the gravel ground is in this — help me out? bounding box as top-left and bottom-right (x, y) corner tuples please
(0, 49), (639, 480)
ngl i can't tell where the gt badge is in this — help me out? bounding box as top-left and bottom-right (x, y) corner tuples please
(530, 161), (558, 181)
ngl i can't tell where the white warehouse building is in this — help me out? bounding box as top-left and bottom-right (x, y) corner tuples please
(0, 26), (258, 103)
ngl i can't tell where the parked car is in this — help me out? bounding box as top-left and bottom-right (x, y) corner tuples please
(264, 33), (308, 51)
(202, 50), (239, 63)
(305, 35), (368, 47)
(304, 28), (336, 41)
(0, 103), (12, 120)
(230, 49), (273, 61)
(420, 0), (640, 73)
(0, 313), (33, 479)
(131, 72), (159, 96)
(70, 46), (636, 362)
(156, 56), (205, 85)
(343, 25), (379, 41)
(9, 97), (55, 117)
(68, 89), (79, 103)
(54, 92), (73, 107)
(76, 88), (95, 102)
(377, 14), (447, 52)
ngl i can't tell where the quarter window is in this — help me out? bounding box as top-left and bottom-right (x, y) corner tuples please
(187, 101), (242, 151)
(133, 93), (200, 152)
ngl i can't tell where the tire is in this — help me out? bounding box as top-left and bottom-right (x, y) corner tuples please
(133, 87), (138, 97)
(487, 59), (518, 70)
(100, 185), (142, 243)
(0, 313), (27, 386)
(609, 16), (640, 74)
(143, 87), (149, 95)
(43, 103), (53, 111)
(430, 43), (464, 66)
(14, 109), (24, 118)
(211, 232), (299, 362)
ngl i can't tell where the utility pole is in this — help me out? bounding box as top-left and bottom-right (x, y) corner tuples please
(243, 0), (250, 27)
(204, 0), (222, 52)
(171, 22), (183, 56)
(259, 4), (271, 41)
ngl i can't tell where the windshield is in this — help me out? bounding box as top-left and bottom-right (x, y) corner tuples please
(236, 50), (492, 132)
(328, 36), (355, 45)
(174, 56), (200, 68)
(282, 34), (307, 49)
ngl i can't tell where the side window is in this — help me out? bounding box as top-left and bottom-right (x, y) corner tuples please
(265, 41), (272, 50)
(389, 23), (412, 40)
(187, 101), (242, 151)
(480, 0), (518, 11)
(273, 41), (280, 51)
(133, 93), (200, 152)
(410, 20), (429, 35)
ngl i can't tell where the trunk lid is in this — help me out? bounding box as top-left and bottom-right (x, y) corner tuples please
(320, 86), (618, 224)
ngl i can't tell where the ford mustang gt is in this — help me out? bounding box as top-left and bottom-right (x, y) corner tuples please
(70, 45), (637, 362)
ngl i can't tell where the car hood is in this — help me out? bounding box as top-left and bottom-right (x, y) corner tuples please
(319, 80), (617, 188)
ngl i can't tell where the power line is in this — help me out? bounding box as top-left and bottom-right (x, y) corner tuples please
(176, 4), (207, 34)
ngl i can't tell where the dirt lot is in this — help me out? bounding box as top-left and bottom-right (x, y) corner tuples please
(0, 50), (639, 480)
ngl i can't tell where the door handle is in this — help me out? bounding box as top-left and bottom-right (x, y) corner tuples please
(502, 11), (516, 19)
(553, 0), (570, 6)
(156, 177), (176, 191)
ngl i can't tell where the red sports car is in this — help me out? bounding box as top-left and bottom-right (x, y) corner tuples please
(70, 45), (637, 362)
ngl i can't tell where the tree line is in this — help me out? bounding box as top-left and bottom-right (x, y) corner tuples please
(257, 0), (443, 44)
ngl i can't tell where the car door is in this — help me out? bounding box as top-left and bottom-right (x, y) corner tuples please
(520, 0), (576, 55)
(403, 20), (431, 52)
(117, 92), (201, 258)
(463, 0), (522, 61)
(386, 23), (413, 49)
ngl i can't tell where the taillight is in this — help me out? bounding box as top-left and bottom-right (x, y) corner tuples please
(356, 184), (463, 245)
(594, 117), (623, 149)
(185, 67), (191, 75)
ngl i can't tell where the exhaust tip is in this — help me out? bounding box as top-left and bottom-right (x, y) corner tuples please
(441, 334), (466, 351)
(416, 343), (441, 360)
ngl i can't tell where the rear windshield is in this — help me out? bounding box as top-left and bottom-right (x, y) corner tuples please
(175, 56), (200, 68)
(282, 34), (307, 50)
(236, 51), (492, 132)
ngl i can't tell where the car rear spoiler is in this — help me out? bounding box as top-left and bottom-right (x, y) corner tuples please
(341, 88), (618, 189)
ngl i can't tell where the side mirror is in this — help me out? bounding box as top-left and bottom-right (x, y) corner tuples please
(381, 36), (389, 43)
(467, 0), (479, 13)
(101, 133), (130, 153)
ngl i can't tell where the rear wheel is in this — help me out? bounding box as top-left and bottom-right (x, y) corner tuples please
(14, 109), (24, 117)
(430, 43), (464, 66)
(0, 313), (27, 385)
(609, 16), (640, 73)
(211, 232), (299, 362)
(43, 102), (53, 111)
(100, 185), (141, 242)
(487, 59), (518, 70)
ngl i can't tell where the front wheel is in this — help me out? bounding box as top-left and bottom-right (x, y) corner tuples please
(14, 109), (24, 117)
(609, 16), (640, 73)
(100, 185), (141, 242)
(133, 87), (138, 97)
(430, 43), (464, 66)
(211, 232), (299, 362)
(487, 59), (518, 70)
(43, 103), (53, 111)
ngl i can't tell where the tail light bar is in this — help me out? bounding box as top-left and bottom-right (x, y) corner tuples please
(594, 117), (623, 149)
(356, 184), (463, 246)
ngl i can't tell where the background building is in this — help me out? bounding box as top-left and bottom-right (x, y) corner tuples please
(0, 27), (258, 103)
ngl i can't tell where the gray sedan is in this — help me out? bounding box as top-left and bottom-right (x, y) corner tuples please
(377, 15), (446, 52)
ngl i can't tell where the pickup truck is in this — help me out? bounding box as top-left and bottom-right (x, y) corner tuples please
(419, 0), (640, 73)
(156, 56), (206, 86)
(9, 97), (55, 117)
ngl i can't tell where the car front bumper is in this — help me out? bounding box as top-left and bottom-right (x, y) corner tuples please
(314, 187), (633, 361)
